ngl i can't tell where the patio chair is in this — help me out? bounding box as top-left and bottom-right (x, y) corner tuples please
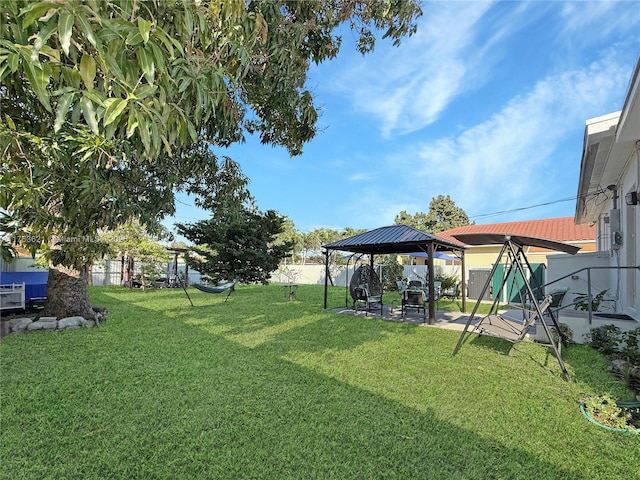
(402, 288), (426, 321)
(546, 286), (569, 317)
(353, 284), (383, 316)
(441, 283), (460, 299)
(525, 286), (569, 317)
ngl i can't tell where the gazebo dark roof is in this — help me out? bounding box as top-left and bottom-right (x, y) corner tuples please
(322, 225), (467, 323)
(323, 224), (465, 254)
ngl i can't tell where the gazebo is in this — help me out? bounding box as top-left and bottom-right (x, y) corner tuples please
(322, 225), (467, 324)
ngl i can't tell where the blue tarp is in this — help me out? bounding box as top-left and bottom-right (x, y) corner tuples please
(0, 271), (48, 301)
(407, 251), (457, 262)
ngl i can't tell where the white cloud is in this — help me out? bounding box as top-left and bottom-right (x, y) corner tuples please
(333, 2), (496, 137)
(391, 50), (634, 219)
(347, 172), (372, 182)
(559, 1), (640, 40)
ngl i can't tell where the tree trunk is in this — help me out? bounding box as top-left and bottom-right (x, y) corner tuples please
(42, 265), (96, 320)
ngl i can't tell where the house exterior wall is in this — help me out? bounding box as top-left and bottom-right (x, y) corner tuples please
(546, 251), (612, 311)
(591, 154), (640, 319)
(619, 152), (639, 318)
(574, 57), (639, 322)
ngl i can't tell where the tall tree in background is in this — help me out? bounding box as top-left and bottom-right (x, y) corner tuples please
(275, 217), (304, 263)
(395, 195), (472, 233)
(177, 206), (292, 284)
(394, 210), (430, 231)
(424, 195), (473, 233)
(0, 0), (422, 319)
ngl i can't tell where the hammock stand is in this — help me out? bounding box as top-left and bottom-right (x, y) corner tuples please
(192, 280), (238, 303)
(452, 234), (579, 381)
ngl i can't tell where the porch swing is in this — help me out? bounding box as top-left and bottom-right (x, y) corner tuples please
(451, 234), (580, 381)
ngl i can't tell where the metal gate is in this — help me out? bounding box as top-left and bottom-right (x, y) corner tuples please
(492, 263), (546, 303)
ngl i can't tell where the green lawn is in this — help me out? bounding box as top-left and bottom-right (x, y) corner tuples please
(1, 284), (637, 479)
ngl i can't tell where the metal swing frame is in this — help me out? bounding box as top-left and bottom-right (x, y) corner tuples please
(452, 235), (571, 381)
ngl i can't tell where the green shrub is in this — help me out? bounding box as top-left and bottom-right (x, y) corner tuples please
(435, 271), (458, 291)
(573, 289), (612, 311)
(585, 324), (622, 356)
(582, 394), (637, 431)
(380, 255), (404, 291)
(621, 327), (640, 365)
(553, 323), (574, 345)
(586, 325), (640, 396)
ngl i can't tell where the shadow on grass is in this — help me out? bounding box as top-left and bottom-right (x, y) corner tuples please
(467, 334), (515, 355)
(29, 287), (630, 478)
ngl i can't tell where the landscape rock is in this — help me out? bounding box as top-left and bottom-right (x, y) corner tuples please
(58, 316), (87, 329)
(9, 317), (33, 333)
(92, 306), (108, 323)
(38, 316), (57, 323)
(27, 321), (57, 331)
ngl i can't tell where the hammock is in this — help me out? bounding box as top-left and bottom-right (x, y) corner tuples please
(192, 280), (238, 302)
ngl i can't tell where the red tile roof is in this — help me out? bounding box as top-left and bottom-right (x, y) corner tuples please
(438, 217), (595, 245)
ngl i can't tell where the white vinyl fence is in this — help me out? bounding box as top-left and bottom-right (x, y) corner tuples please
(3, 257), (460, 290)
(268, 263), (461, 288)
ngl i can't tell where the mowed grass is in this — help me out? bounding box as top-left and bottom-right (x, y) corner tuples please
(1, 284), (638, 479)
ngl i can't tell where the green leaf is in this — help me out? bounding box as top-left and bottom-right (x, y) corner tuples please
(80, 95), (99, 134)
(58, 10), (74, 56)
(61, 65), (81, 88)
(138, 18), (152, 44)
(148, 42), (165, 74)
(4, 114), (16, 130)
(132, 84), (157, 100)
(150, 119), (160, 153)
(19, 2), (58, 28)
(126, 30), (143, 46)
(184, 8), (194, 36)
(126, 107), (137, 138)
(82, 89), (106, 106)
(135, 109), (151, 155)
(24, 62), (51, 112)
(136, 47), (155, 83)
(75, 10), (98, 48)
(151, 27), (175, 59)
(7, 52), (19, 73)
(54, 92), (76, 132)
(79, 54), (96, 90)
(103, 98), (127, 126)
(187, 120), (197, 143)
(31, 21), (57, 62)
(102, 51), (126, 83)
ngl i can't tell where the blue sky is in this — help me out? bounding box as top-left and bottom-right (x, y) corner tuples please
(164, 1), (640, 239)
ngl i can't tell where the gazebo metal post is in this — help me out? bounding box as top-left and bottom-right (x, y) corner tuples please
(323, 249), (329, 309)
(427, 241), (436, 324)
(321, 225), (467, 313)
(460, 250), (466, 312)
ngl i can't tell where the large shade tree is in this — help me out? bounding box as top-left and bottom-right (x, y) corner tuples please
(0, 0), (421, 319)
